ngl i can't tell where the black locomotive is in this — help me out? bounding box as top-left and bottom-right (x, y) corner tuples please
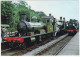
(66, 19), (79, 35)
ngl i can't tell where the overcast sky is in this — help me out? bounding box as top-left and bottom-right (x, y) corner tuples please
(27, 0), (79, 21)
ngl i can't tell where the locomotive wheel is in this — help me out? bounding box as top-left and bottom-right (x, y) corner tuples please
(68, 32), (71, 36)
(9, 43), (15, 49)
(20, 42), (27, 49)
(51, 33), (53, 37)
(68, 32), (74, 36)
(41, 35), (45, 41)
(74, 31), (77, 34)
(35, 36), (40, 44)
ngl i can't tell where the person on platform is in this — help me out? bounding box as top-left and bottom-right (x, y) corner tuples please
(1, 27), (5, 41)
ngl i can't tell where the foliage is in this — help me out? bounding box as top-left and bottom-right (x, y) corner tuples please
(1, 1), (46, 31)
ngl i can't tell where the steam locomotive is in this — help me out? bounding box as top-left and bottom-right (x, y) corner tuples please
(4, 13), (66, 49)
(66, 19), (79, 35)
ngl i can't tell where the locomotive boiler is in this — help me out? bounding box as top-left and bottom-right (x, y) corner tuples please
(17, 20), (46, 36)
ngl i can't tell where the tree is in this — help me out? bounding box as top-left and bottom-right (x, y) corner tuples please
(1, 1), (14, 27)
(19, 1), (28, 6)
(36, 11), (46, 18)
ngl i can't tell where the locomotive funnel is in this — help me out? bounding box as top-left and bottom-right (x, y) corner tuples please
(20, 13), (26, 21)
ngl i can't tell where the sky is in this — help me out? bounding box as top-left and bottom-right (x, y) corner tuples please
(26, 0), (79, 21)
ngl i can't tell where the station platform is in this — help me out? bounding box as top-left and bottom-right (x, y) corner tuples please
(58, 32), (79, 55)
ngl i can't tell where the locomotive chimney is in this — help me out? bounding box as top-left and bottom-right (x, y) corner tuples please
(20, 13), (26, 21)
(49, 13), (51, 16)
(60, 17), (62, 21)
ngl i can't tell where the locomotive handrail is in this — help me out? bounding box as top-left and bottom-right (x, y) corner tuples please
(22, 31), (55, 38)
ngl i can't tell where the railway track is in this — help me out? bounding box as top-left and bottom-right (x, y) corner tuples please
(35, 36), (73, 55)
(1, 33), (73, 56)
